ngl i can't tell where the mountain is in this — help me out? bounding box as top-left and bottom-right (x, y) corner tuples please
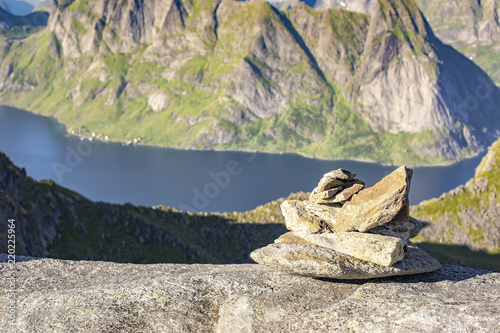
(0, 6), (48, 29)
(0, 6), (48, 39)
(0, 0), (51, 14)
(33, 0), (50, 11)
(412, 137), (500, 270)
(416, 0), (500, 85)
(271, 0), (500, 85)
(0, 0), (499, 165)
(270, 0), (377, 12)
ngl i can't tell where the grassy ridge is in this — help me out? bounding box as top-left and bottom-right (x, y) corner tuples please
(411, 138), (500, 271)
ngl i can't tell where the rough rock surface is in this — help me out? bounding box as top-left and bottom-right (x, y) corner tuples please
(368, 220), (416, 240)
(274, 231), (309, 245)
(1, 254), (497, 332)
(280, 200), (336, 237)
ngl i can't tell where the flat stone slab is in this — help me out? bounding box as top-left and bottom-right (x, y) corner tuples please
(250, 242), (441, 279)
(0, 255), (498, 333)
(306, 232), (406, 267)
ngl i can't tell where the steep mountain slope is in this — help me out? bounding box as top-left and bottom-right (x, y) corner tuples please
(412, 137), (500, 269)
(0, 0), (499, 165)
(416, 0), (500, 85)
(273, 0), (500, 85)
(347, 0), (500, 160)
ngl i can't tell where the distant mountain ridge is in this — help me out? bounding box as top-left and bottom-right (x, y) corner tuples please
(0, 6), (48, 30)
(269, 0), (500, 85)
(0, 0), (499, 165)
(269, 0), (377, 12)
(0, 0), (34, 15)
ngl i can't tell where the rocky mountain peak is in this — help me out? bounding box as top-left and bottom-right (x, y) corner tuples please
(163, 0), (189, 35)
(346, 0), (500, 158)
(363, 0), (433, 70)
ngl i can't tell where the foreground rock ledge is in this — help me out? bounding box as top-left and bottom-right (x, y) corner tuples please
(1, 255), (498, 332)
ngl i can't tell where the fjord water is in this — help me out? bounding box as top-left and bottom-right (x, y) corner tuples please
(0, 105), (486, 212)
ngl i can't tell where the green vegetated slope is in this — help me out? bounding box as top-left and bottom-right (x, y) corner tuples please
(416, 0), (500, 85)
(411, 138), (500, 271)
(0, 0), (499, 166)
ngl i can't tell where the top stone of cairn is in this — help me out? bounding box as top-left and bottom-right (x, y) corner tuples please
(317, 169), (357, 191)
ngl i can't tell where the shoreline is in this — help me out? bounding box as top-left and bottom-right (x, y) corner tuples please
(0, 103), (485, 168)
(0, 103), (490, 213)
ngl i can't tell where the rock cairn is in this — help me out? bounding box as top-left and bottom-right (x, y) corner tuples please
(251, 166), (441, 279)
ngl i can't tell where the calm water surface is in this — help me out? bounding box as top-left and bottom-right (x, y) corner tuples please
(0, 105), (486, 212)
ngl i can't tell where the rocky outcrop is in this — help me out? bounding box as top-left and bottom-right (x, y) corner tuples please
(252, 167), (441, 279)
(0, 254), (498, 332)
(348, 0), (500, 160)
(417, 0), (500, 48)
(412, 137), (500, 257)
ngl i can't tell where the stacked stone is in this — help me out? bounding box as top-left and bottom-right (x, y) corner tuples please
(309, 169), (365, 205)
(251, 166), (441, 279)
